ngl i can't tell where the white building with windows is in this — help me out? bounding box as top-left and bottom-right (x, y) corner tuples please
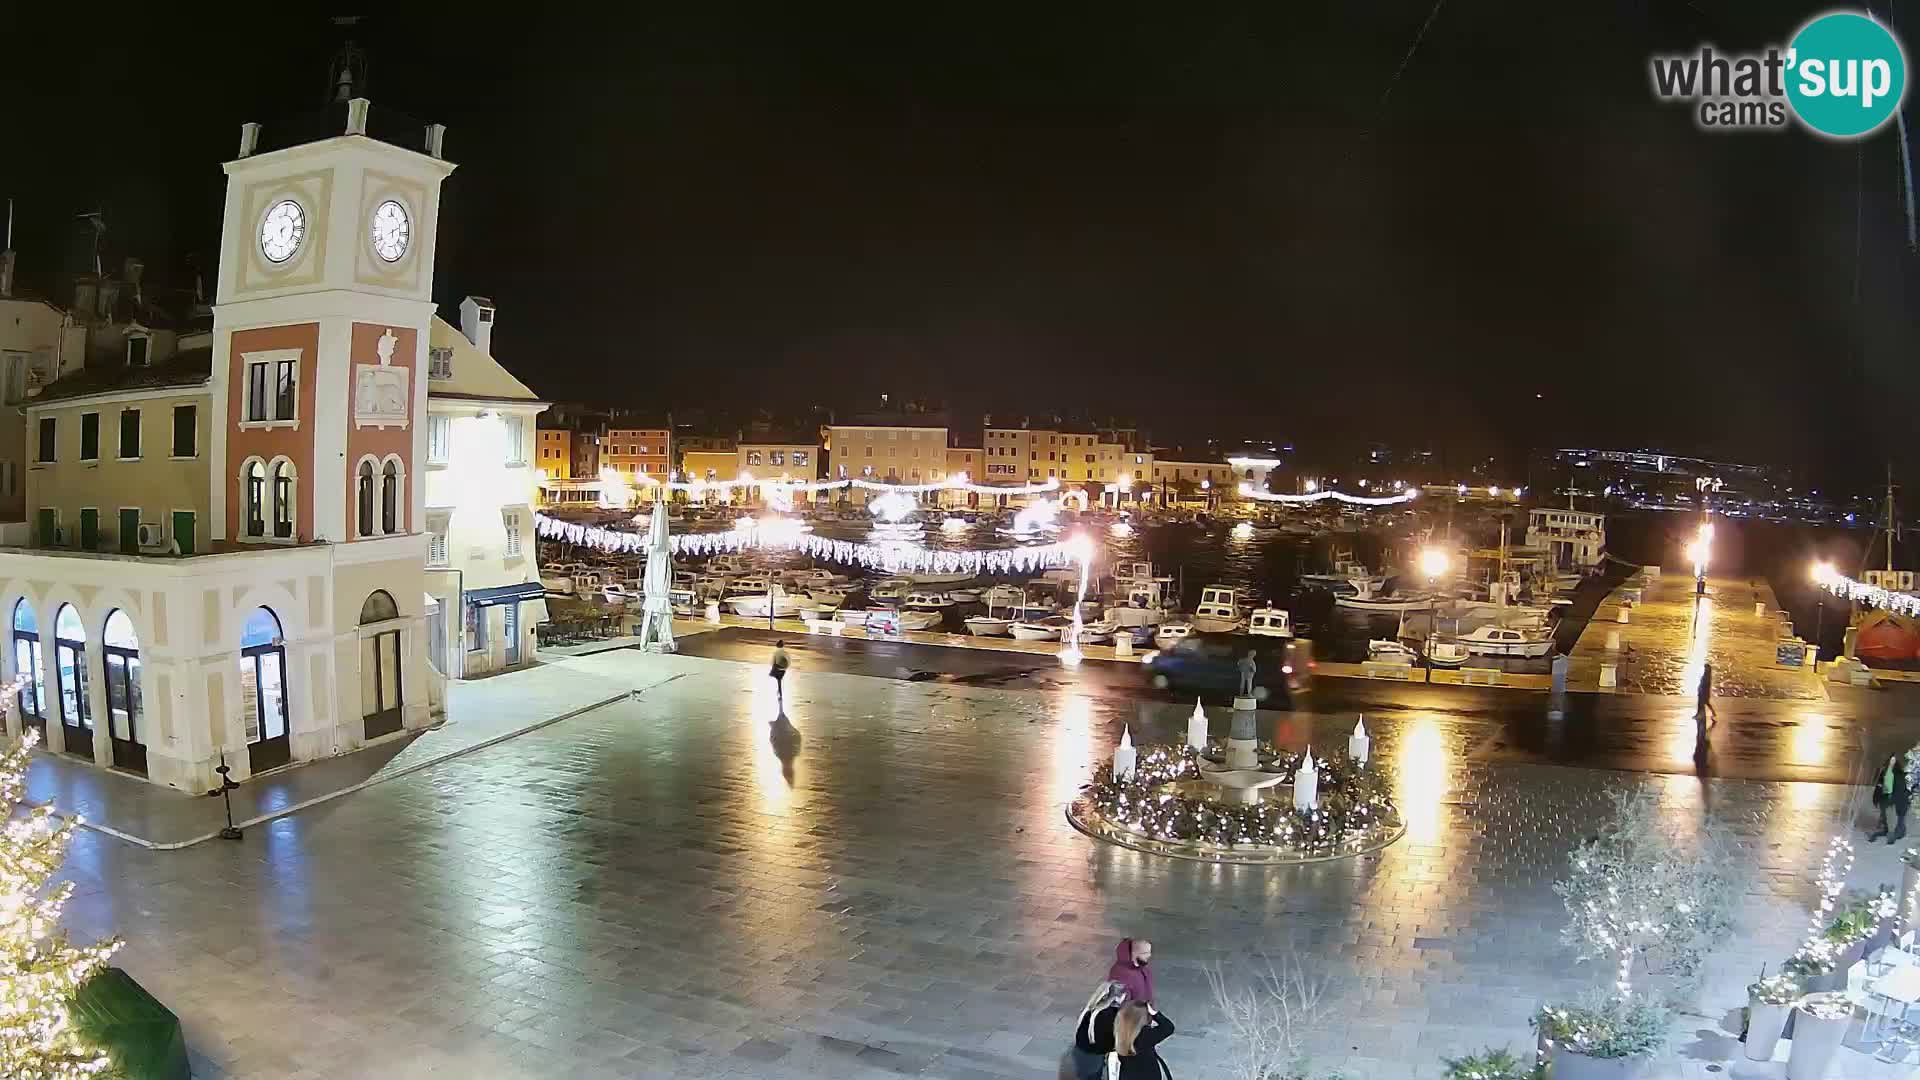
(1526, 507), (1607, 569)
(422, 300), (547, 678)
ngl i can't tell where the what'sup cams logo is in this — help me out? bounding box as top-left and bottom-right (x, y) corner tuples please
(1650, 10), (1907, 138)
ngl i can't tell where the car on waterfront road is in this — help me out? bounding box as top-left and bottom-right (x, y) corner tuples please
(1140, 632), (1310, 701)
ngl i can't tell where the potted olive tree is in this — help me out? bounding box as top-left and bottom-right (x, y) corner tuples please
(1440, 1047), (1539, 1079)
(1531, 994), (1667, 1079)
(1785, 991), (1851, 1079)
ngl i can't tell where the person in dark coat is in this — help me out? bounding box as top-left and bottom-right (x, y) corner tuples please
(1062, 980), (1128, 1080)
(1106, 938), (1154, 1004)
(1872, 751), (1912, 844)
(1112, 1002), (1175, 1079)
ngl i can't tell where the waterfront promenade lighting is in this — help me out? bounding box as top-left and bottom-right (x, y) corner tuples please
(1418, 547), (1450, 580)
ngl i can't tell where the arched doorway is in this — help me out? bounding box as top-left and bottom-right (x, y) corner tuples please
(12, 601), (45, 739)
(360, 590), (403, 739)
(53, 604), (91, 760)
(240, 607), (290, 774)
(102, 610), (145, 776)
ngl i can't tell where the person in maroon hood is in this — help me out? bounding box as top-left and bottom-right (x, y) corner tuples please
(1107, 938), (1154, 1004)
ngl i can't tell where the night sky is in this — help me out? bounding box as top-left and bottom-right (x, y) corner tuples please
(9, 5), (1918, 485)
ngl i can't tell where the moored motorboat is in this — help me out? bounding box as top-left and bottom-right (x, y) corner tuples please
(1010, 618), (1069, 641)
(1247, 607), (1293, 638)
(1154, 621), (1194, 649)
(946, 588), (981, 603)
(895, 609), (944, 631)
(904, 591), (954, 610)
(1334, 579), (1435, 613)
(1190, 586), (1244, 633)
(727, 584), (803, 618)
(1457, 624), (1555, 658)
(1366, 639), (1416, 665)
(963, 615), (1012, 636)
(1424, 640), (1471, 668)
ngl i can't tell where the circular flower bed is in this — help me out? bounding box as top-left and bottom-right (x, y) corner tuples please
(1066, 740), (1404, 865)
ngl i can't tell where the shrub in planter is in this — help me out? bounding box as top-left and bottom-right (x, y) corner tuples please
(1532, 994), (1668, 1079)
(1440, 1047), (1541, 1079)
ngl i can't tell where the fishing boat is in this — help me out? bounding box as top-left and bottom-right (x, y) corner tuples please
(1334, 579), (1435, 613)
(946, 588), (982, 603)
(869, 578), (914, 602)
(837, 608), (872, 627)
(1424, 640), (1471, 668)
(1154, 621), (1195, 649)
(1110, 580), (1169, 627)
(808, 585), (855, 606)
(1457, 624), (1555, 658)
(1367, 640), (1416, 665)
(964, 613), (1012, 636)
(904, 591), (954, 610)
(727, 583), (804, 618)
(1010, 617), (1070, 641)
(669, 587), (699, 615)
(896, 609), (944, 631)
(982, 584), (1026, 609)
(1077, 618), (1118, 644)
(1247, 607), (1293, 638)
(1190, 586), (1245, 633)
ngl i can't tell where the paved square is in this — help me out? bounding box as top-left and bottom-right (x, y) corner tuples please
(55, 650), (1908, 1078)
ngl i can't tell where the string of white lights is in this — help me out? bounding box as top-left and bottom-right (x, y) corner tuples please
(1812, 565), (1920, 617)
(535, 512), (1087, 576)
(632, 472), (1062, 496)
(1235, 484), (1419, 506)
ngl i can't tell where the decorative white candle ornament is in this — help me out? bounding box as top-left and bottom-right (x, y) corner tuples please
(1348, 716), (1370, 765)
(1187, 699), (1208, 751)
(1293, 746), (1319, 811)
(1113, 727), (1137, 782)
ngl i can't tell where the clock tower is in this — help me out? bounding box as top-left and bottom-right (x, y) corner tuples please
(208, 97), (456, 758)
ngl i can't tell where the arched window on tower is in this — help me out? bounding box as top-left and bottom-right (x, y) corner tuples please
(271, 459), (296, 539)
(244, 459), (267, 537)
(381, 458), (402, 535)
(356, 459), (376, 537)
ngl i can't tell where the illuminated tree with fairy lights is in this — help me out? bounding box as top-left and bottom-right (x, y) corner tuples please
(0, 707), (122, 1079)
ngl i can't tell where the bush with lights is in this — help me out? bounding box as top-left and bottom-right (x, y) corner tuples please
(1531, 994), (1669, 1062)
(1079, 740), (1398, 857)
(0, 724), (123, 1078)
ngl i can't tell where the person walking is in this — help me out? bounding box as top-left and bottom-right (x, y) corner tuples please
(1112, 1001), (1175, 1079)
(1693, 661), (1716, 751)
(1871, 751), (1912, 844)
(769, 641), (790, 706)
(1061, 980), (1128, 1080)
(1107, 938), (1154, 1004)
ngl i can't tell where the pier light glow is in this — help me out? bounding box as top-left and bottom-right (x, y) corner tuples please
(1418, 547), (1450, 579)
(941, 517), (968, 535)
(1487, 485), (1500, 497)
(1013, 498), (1061, 534)
(869, 491), (917, 523)
(1232, 521), (1254, 539)
(1358, 479), (1369, 489)
(597, 466), (634, 510)
(1304, 479), (1318, 493)
(1811, 560), (1835, 585)
(1458, 483), (1468, 496)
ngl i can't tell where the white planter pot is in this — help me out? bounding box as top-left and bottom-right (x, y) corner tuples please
(1745, 1000), (1790, 1061)
(1549, 1045), (1650, 1080)
(1785, 1002), (1850, 1080)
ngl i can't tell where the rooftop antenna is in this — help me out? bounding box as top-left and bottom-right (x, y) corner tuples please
(5, 198), (12, 250)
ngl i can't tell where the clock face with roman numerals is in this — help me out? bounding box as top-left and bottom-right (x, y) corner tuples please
(371, 199), (411, 262)
(259, 199), (306, 264)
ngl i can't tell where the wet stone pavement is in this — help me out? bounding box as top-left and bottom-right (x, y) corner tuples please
(1569, 571), (1826, 701)
(57, 651), (1914, 1079)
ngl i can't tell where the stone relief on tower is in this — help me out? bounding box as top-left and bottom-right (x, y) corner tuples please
(353, 328), (410, 429)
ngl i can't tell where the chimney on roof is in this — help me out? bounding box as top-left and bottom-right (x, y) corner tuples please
(122, 258), (144, 302)
(0, 251), (13, 299)
(459, 296), (495, 356)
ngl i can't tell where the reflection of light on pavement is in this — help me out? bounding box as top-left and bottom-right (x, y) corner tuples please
(1788, 714), (1828, 769)
(1787, 780), (1828, 809)
(751, 671), (792, 814)
(1052, 695), (1094, 803)
(1394, 717), (1449, 845)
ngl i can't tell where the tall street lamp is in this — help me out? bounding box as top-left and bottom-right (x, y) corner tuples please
(1419, 546), (1450, 678)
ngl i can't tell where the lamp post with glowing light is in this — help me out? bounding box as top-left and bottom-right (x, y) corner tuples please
(1418, 546), (1450, 675)
(1811, 560), (1833, 660)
